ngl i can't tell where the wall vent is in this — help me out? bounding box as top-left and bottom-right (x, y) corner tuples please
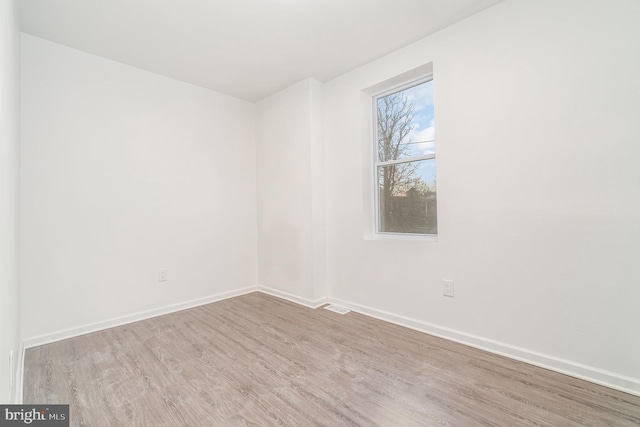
(324, 305), (351, 315)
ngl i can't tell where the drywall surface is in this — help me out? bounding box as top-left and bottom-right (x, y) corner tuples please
(323, 0), (640, 389)
(20, 35), (258, 340)
(309, 79), (327, 300)
(0, 0), (21, 403)
(256, 78), (326, 303)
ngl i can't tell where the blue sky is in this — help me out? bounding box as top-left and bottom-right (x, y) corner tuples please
(404, 80), (435, 157)
(377, 79), (437, 191)
(400, 80), (436, 187)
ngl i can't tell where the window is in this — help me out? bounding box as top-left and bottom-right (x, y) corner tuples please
(374, 78), (437, 235)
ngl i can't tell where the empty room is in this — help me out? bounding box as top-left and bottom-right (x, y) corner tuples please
(1, 0), (639, 425)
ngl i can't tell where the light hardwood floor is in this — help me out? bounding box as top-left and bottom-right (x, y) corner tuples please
(24, 292), (640, 426)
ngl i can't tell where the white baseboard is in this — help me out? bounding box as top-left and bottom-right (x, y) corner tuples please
(258, 285), (328, 309)
(18, 285), (639, 399)
(22, 286), (258, 349)
(329, 296), (640, 397)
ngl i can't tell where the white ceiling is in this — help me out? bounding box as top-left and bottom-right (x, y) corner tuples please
(19, 0), (503, 102)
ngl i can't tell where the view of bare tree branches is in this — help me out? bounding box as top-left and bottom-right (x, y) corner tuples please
(377, 87), (437, 234)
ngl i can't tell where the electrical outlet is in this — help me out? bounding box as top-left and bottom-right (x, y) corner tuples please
(443, 280), (454, 297)
(158, 268), (168, 282)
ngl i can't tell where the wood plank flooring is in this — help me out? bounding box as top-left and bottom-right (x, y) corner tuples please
(24, 292), (640, 426)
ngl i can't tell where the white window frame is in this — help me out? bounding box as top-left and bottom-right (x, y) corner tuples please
(372, 74), (437, 239)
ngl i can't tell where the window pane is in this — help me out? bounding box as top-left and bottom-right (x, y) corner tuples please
(377, 80), (434, 162)
(378, 159), (437, 234)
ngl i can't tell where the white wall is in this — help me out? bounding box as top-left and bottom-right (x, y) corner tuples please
(16, 0), (640, 397)
(256, 78), (326, 304)
(323, 0), (640, 392)
(0, 0), (21, 403)
(20, 35), (258, 341)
